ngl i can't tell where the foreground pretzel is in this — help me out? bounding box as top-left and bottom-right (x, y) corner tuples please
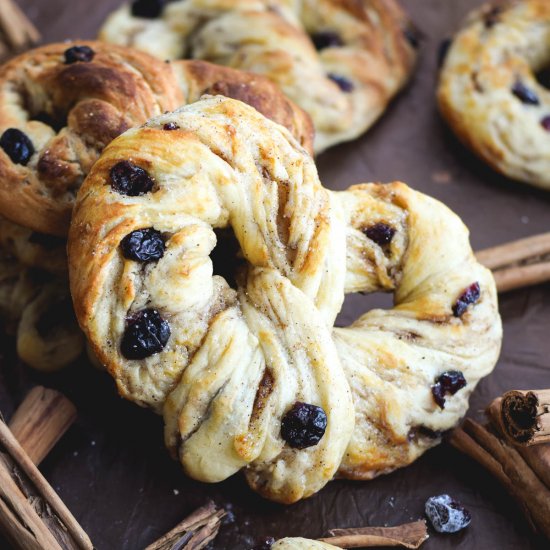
(99, 0), (417, 152)
(438, 0), (550, 189)
(69, 97), (502, 503)
(0, 41), (312, 236)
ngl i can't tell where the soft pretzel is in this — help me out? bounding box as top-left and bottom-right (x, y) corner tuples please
(0, 41), (312, 236)
(0, 252), (83, 371)
(99, 0), (418, 153)
(0, 217), (66, 273)
(69, 97), (502, 503)
(438, 0), (550, 189)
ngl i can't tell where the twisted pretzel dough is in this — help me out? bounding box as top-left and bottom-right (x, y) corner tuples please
(0, 217), (82, 371)
(69, 97), (501, 503)
(438, 0), (550, 189)
(0, 41), (312, 236)
(99, 0), (417, 152)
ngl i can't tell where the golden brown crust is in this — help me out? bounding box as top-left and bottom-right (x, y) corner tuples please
(175, 60), (314, 153)
(69, 96), (501, 503)
(437, 0), (550, 189)
(99, 0), (418, 152)
(0, 41), (313, 236)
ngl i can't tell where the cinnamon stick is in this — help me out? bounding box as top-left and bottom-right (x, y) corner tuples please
(476, 232), (550, 293)
(0, 388), (92, 550)
(487, 396), (550, 490)
(0, 0), (40, 52)
(492, 390), (550, 446)
(318, 520), (428, 548)
(9, 386), (76, 465)
(145, 502), (226, 550)
(450, 419), (550, 538)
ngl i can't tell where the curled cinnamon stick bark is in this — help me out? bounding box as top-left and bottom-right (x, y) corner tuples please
(450, 419), (550, 539)
(476, 232), (550, 293)
(9, 386), (76, 465)
(145, 502), (226, 550)
(318, 520), (428, 548)
(487, 396), (550, 490)
(495, 390), (550, 446)
(0, 0), (40, 52)
(0, 387), (91, 550)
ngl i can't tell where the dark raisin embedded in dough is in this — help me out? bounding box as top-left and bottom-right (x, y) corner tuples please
(110, 161), (154, 196)
(328, 73), (354, 93)
(252, 536), (276, 550)
(163, 122), (180, 131)
(453, 282), (480, 317)
(437, 38), (451, 68)
(311, 31), (343, 50)
(511, 80), (540, 105)
(281, 402), (327, 449)
(64, 45), (95, 64)
(121, 308), (171, 360)
(364, 223), (396, 246)
(120, 228), (165, 263)
(131, 0), (166, 18)
(403, 25), (421, 49)
(0, 128), (34, 165)
(484, 6), (502, 28)
(541, 116), (550, 131)
(425, 494), (471, 533)
(431, 371), (467, 409)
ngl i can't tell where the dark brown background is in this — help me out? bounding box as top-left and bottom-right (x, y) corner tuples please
(1, 1), (549, 548)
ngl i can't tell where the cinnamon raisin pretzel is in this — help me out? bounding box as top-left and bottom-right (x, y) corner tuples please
(438, 0), (550, 189)
(0, 251), (83, 371)
(69, 97), (502, 504)
(99, 0), (418, 153)
(0, 41), (312, 236)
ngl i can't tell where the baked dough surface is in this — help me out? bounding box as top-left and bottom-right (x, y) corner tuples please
(69, 97), (502, 503)
(99, 0), (417, 152)
(438, 0), (550, 189)
(0, 41), (312, 236)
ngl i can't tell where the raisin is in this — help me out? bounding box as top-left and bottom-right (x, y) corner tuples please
(364, 223), (396, 246)
(121, 309), (170, 360)
(281, 402), (327, 449)
(252, 536), (275, 550)
(0, 128), (34, 165)
(484, 6), (502, 28)
(311, 31), (343, 50)
(425, 495), (471, 533)
(541, 116), (550, 131)
(511, 80), (540, 105)
(403, 26), (421, 49)
(163, 122), (180, 131)
(110, 161), (154, 196)
(437, 38), (451, 68)
(328, 73), (354, 93)
(131, 0), (166, 18)
(431, 371), (467, 409)
(120, 228), (165, 263)
(64, 45), (95, 64)
(453, 282), (480, 317)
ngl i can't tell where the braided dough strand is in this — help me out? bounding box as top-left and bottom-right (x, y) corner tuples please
(99, 0), (417, 152)
(438, 0), (550, 189)
(0, 41), (313, 237)
(69, 97), (501, 503)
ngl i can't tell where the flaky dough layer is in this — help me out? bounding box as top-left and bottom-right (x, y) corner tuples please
(69, 97), (501, 504)
(100, 0), (417, 152)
